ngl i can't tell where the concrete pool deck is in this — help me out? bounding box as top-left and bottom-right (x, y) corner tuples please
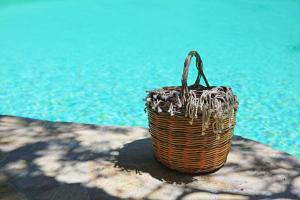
(0, 115), (299, 200)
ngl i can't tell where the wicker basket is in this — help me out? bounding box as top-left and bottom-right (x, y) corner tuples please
(146, 51), (237, 173)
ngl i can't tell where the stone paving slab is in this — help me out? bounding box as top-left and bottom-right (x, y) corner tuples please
(0, 115), (299, 200)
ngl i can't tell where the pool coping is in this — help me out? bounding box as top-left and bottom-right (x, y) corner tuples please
(0, 115), (299, 200)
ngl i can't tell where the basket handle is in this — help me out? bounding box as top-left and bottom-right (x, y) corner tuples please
(181, 51), (210, 94)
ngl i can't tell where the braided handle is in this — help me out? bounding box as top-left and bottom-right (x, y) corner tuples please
(181, 51), (210, 95)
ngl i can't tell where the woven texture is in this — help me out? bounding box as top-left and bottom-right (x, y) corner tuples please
(148, 107), (235, 173)
(146, 51), (238, 173)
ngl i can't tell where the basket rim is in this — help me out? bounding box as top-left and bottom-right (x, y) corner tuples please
(147, 104), (236, 119)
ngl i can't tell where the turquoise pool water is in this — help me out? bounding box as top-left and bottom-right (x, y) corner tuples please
(0, 0), (299, 157)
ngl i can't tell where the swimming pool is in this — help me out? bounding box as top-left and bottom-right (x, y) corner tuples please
(0, 0), (299, 157)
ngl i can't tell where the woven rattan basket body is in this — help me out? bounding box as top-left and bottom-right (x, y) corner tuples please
(148, 108), (235, 173)
(147, 51), (237, 173)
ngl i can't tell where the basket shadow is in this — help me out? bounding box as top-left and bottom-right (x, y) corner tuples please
(114, 138), (197, 184)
